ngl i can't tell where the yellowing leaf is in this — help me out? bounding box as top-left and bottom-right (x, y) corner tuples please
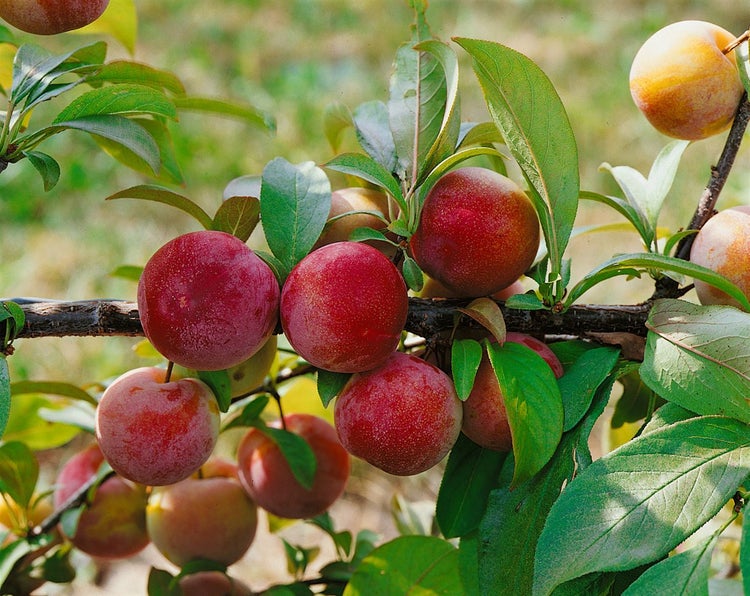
(0, 43), (16, 92)
(74, 0), (137, 55)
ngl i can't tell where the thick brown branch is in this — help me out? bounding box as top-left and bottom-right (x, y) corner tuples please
(14, 298), (652, 341)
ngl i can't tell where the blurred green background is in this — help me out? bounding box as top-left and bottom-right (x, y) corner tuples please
(3, 0), (750, 385)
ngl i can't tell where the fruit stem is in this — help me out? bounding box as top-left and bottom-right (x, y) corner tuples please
(270, 387), (287, 430)
(164, 361), (174, 383)
(723, 29), (750, 54)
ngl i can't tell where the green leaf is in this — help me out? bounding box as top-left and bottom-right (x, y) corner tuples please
(580, 190), (651, 244)
(23, 150), (60, 191)
(457, 121), (504, 148)
(640, 299), (750, 423)
(53, 84), (177, 122)
(621, 531), (717, 596)
(0, 357), (9, 441)
(486, 342), (563, 486)
(352, 100), (398, 173)
(451, 338), (483, 400)
(736, 39), (750, 99)
(0, 539), (34, 591)
(317, 370), (351, 408)
(564, 253), (750, 310)
(7, 396), (90, 447)
(455, 37), (579, 300)
(344, 535), (463, 596)
(260, 158), (331, 278)
(110, 264), (142, 282)
(222, 395), (270, 431)
(11, 380), (97, 406)
(197, 369), (231, 413)
(325, 152), (406, 212)
(388, 7), (447, 183)
(106, 184), (213, 230)
(401, 255), (423, 292)
(504, 293), (546, 311)
(323, 101), (353, 153)
(262, 425), (317, 491)
(223, 175), (262, 200)
(0, 441), (38, 509)
(173, 95), (275, 133)
(75, 0), (138, 55)
(147, 567), (180, 596)
(532, 416), (750, 595)
(742, 500), (750, 596)
(41, 114), (161, 175)
(557, 347), (620, 431)
(83, 60), (185, 94)
(436, 434), (506, 538)
(458, 298), (506, 343)
(212, 196), (260, 242)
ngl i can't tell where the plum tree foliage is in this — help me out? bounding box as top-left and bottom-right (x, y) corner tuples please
(0, 1), (749, 595)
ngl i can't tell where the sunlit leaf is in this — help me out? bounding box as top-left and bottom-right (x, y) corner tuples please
(0, 441), (38, 509)
(106, 184), (213, 229)
(533, 416), (750, 595)
(53, 84), (177, 122)
(353, 100), (398, 173)
(325, 152), (406, 212)
(11, 380), (97, 406)
(323, 101), (353, 153)
(75, 0), (138, 55)
(458, 298), (505, 343)
(83, 60), (185, 95)
(641, 299), (750, 423)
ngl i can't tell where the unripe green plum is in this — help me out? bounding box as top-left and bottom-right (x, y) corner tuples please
(313, 187), (392, 249)
(0, 0), (109, 35)
(334, 351), (462, 476)
(95, 367), (220, 486)
(138, 230), (280, 371)
(146, 458), (258, 567)
(280, 241), (408, 373)
(689, 205), (750, 309)
(237, 413), (350, 519)
(53, 443), (149, 559)
(410, 167), (540, 298)
(629, 20), (743, 140)
(461, 333), (563, 451)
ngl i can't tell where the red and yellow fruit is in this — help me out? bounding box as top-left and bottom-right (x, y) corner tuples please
(0, 0), (109, 35)
(95, 367), (220, 486)
(53, 443), (149, 559)
(629, 20), (744, 140)
(237, 413), (350, 519)
(689, 205), (750, 309)
(280, 241), (408, 373)
(314, 187), (392, 249)
(334, 351), (462, 475)
(410, 167), (540, 298)
(138, 230), (279, 371)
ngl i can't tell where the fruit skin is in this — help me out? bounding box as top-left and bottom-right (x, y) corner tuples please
(629, 20), (743, 140)
(138, 230), (280, 371)
(95, 366), (220, 486)
(313, 187), (392, 249)
(237, 413), (350, 519)
(334, 351), (462, 476)
(410, 167), (540, 298)
(280, 241), (408, 373)
(146, 459), (258, 567)
(179, 571), (254, 596)
(53, 443), (149, 559)
(420, 276), (525, 301)
(461, 333), (563, 452)
(689, 205), (750, 309)
(0, 0), (109, 35)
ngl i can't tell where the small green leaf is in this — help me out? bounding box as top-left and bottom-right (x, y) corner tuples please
(173, 95), (275, 133)
(401, 255), (424, 292)
(83, 60), (185, 94)
(353, 100), (398, 173)
(458, 298), (506, 343)
(147, 567), (180, 596)
(262, 426), (317, 491)
(532, 416), (750, 595)
(451, 338), (483, 400)
(106, 184), (213, 230)
(110, 265), (143, 281)
(53, 84), (177, 122)
(1, 301), (24, 344)
(323, 101), (353, 153)
(486, 341), (563, 487)
(504, 293), (545, 311)
(557, 346), (620, 431)
(641, 299), (750, 423)
(222, 395), (271, 431)
(212, 196), (260, 242)
(348, 226), (391, 244)
(325, 152), (406, 212)
(11, 380), (97, 406)
(260, 158), (331, 279)
(197, 369), (231, 413)
(436, 434), (506, 538)
(23, 150), (60, 191)
(317, 370), (351, 408)
(0, 441), (38, 509)
(344, 536), (463, 596)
